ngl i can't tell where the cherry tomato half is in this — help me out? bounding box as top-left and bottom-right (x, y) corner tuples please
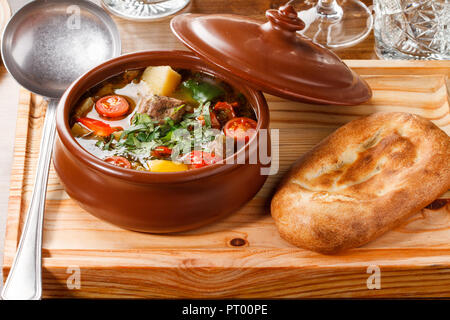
(77, 117), (122, 137)
(213, 101), (237, 122)
(152, 146), (172, 158)
(95, 95), (129, 118)
(188, 151), (219, 169)
(104, 156), (132, 169)
(223, 117), (257, 142)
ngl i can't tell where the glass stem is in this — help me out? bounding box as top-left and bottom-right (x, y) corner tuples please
(316, 0), (343, 21)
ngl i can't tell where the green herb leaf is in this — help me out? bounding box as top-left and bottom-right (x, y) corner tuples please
(102, 134), (115, 150)
(161, 130), (173, 142)
(95, 140), (104, 148)
(172, 104), (185, 114)
(202, 102), (212, 128)
(133, 113), (152, 125)
(124, 134), (141, 149)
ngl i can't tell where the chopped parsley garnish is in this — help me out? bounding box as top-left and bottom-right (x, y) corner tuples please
(97, 103), (219, 166)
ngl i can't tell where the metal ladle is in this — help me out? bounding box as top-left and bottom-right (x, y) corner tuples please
(1, 0), (121, 300)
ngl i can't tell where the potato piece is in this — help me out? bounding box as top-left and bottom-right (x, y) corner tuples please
(147, 160), (188, 172)
(71, 122), (92, 137)
(141, 66), (181, 96)
(72, 97), (94, 119)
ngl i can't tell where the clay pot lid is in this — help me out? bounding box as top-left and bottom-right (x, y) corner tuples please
(170, 5), (371, 105)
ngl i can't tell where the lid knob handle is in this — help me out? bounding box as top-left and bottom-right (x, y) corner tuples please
(265, 5), (305, 32)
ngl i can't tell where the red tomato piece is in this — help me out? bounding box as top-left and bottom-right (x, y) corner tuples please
(223, 117), (257, 142)
(104, 156), (132, 169)
(213, 101), (237, 121)
(188, 151), (219, 169)
(196, 115), (205, 126)
(209, 111), (221, 129)
(77, 117), (122, 137)
(152, 146), (172, 158)
(95, 95), (129, 118)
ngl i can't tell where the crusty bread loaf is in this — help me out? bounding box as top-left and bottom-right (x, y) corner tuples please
(271, 112), (450, 254)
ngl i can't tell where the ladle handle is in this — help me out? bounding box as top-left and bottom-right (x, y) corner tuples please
(1, 99), (58, 300)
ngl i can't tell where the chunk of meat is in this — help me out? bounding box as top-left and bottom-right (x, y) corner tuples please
(137, 95), (186, 123)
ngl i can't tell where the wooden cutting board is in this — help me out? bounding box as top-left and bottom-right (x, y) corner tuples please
(3, 60), (450, 298)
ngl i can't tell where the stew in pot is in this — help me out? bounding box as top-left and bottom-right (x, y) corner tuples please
(70, 66), (257, 172)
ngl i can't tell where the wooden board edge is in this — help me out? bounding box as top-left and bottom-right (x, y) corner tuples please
(5, 264), (446, 298)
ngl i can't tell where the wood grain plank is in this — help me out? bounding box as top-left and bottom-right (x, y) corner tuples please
(3, 61), (450, 298)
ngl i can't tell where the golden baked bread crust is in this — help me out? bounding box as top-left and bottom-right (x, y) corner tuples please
(271, 112), (450, 254)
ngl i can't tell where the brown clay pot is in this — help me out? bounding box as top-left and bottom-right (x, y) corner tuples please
(54, 51), (270, 233)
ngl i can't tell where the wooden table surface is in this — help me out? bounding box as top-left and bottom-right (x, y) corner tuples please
(0, 0), (377, 291)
